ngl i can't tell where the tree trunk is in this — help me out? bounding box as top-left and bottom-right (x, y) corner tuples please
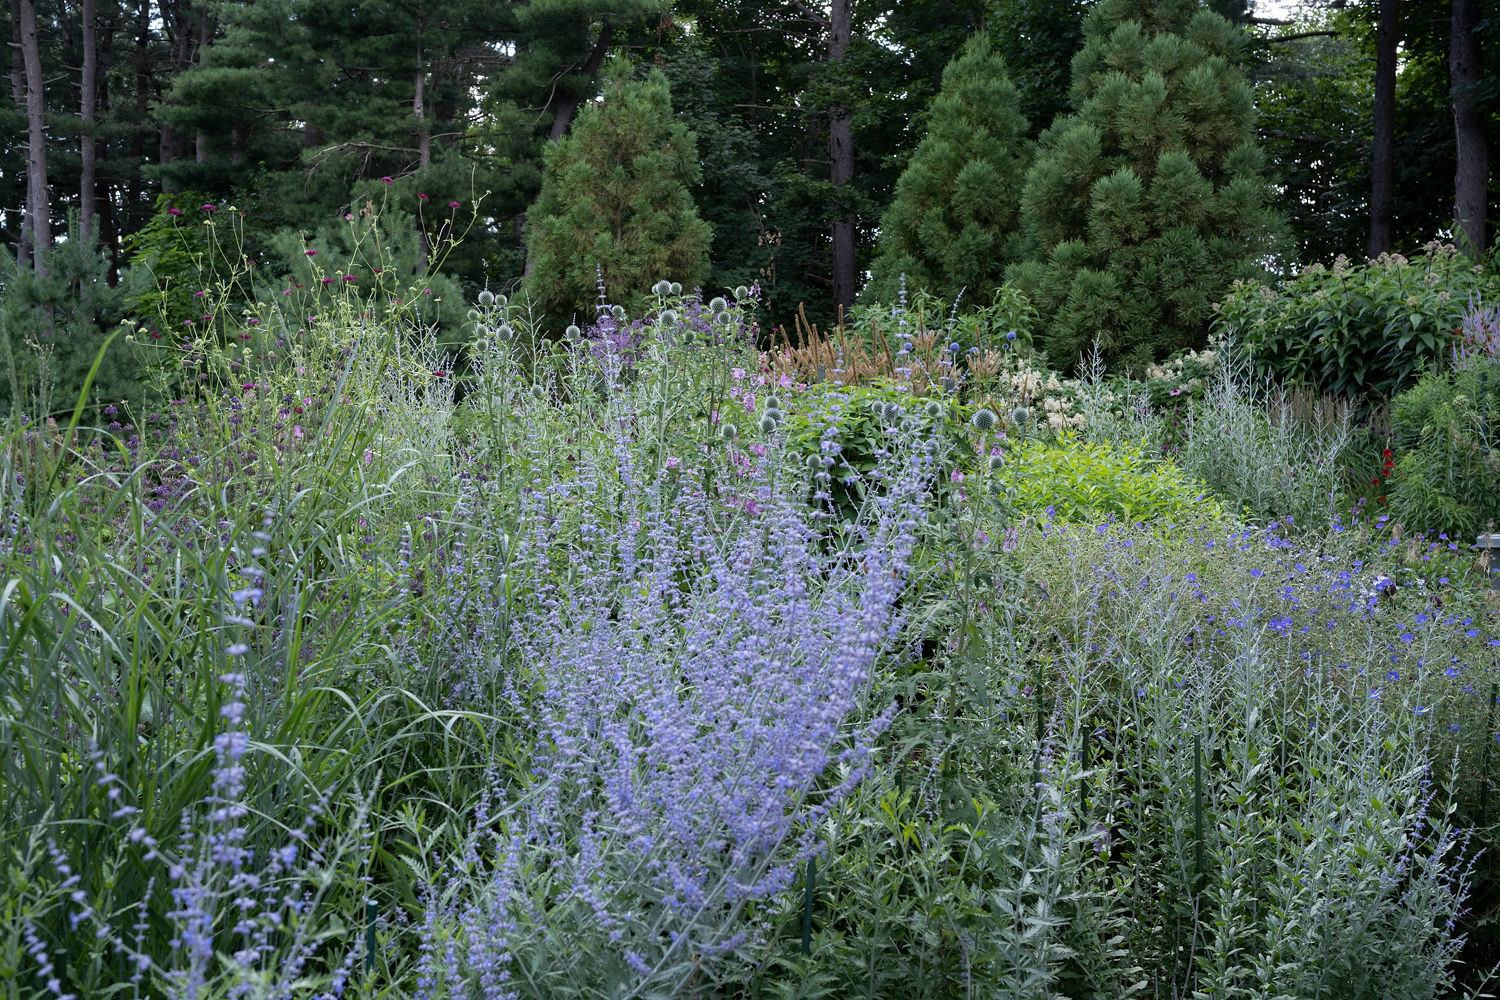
(1369, 0), (1399, 257)
(828, 0), (856, 317)
(80, 0), (98, 242)
(1451, 0), (1487, 256)
(414, 36), (430, 170)
(18, 0), (49, 275)
(547, 20), (613, 142)
(10, 0), (28, 268)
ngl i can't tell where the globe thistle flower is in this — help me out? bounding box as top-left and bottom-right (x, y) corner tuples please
(924, 400), (944, 419)
(759, 415), (778, 434)
(709, 296), (728, 313)
(1011, 405), (1030, 425)
(734, 285), (750, 299)
(721, 423), (739, 440)
(611, 305), (626, 320)
(565, 324), (582, 339)
(807, 453), (824, 472)
(659, 309), (679, 326)
(765, 407), (784, 426)
(948, 342), (961, 354)
(988, 452), (1005, 471)
(971, 408), (998, 431)
(670, 281), (682, 295)
(764, 395), (781, 410)
(478, 289), (496, 306)
(881, 402), (901, 422)
(652, 279), (673, 297)
(714, 311), (731, 326)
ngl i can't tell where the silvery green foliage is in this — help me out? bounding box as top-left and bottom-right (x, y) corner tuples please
(417, 437), (931, 998)
(1177, 339), (1350, 532)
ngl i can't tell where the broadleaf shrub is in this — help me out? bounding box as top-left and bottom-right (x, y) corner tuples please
(1386, 362), (1500, 539)
(1215, 242), (1499, 402)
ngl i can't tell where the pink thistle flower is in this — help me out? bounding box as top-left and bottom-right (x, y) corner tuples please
(322, 277), (334, 285)
(305, 249), (317, 256)
(382, 176), (392, 183)
(342, 275), (356, 283)
(201, 203), (216, 212)
(417, 192), (429, 200)
(283, 289), (295, 295)
(448, 200), (460, 208)
(167, 207), (183, 216)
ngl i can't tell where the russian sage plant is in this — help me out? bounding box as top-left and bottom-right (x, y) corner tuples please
(415, 436), (931, 998)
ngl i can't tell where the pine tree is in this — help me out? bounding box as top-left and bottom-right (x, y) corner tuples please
(523, 59), (712, 330)
(864, 34), (1030, 307)
(1008, 0), (1282, 369)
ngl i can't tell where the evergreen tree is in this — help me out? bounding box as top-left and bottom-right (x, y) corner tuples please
(1008, 0), (1283, 369)
(863, 34), (1030, 307)
(523, 59), (711, 330)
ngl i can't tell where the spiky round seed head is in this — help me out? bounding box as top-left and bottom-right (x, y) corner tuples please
(611, 305), (626, 320)
(714, 312), (732, 326)
(709, 296), (728, 313)
(467, 309), (481, 322)
(989, 453), (1005, 471)
(925, 401), (943, 418)
(734, 285), (750, 299)
(765, 407), (784, 425)
(659, 309), (679, 326)
(497, 324), (513, 338)
(652, 280), (673, 297)
(477, 289), (496, 306)
(496, 294), (508, 307)
(1006, 330), (1018, 341)
(948, 342), (961, 354)
(565, 324), (581, 339)
(721, 423), (738, 440)
(881, 402), (901, 421)
(971, 409), (998, 431)
(807, 453), (823, 472)
(1011, 406), (1030, 424)
(759, 415), (778, 434)
(764, 395), (781, 410)
(670, 282), (682, 295)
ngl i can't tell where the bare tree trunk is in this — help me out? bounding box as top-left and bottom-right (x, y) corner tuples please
(80, 0), (98, 242)
(414, 33), (430, 170)
(1451, 0), (1487, 256)
(1369, 0), (1400, 257)
(828, 0), (855, 317)
(18, 0), (50, 275)
(11, 0), (29, 269)
(547, 20), (613, 142)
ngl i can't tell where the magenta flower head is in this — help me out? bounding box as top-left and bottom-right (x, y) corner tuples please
(342, 274), (356, 283)
(448, 200), (460, 208)
(382, 176), (392, 184)
(201, 203), (216, 212)
(418, 192), (429, 200)
(305, 249), (317, 256)
(167, 207), (183, 216)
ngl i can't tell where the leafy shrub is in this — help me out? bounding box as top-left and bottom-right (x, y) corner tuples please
(1386, 362), (1500, 538)
(996, 433), (1225, 524)
(1215, 241), (1498, 402)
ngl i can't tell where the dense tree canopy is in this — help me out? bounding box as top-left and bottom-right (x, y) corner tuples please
(0, 0), (1494, 369)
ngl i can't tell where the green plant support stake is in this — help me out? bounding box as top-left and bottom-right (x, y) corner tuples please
(365, 899), (377, 977)
(1482, 684), (1498, 828)
(800, 856), (816, 956)
(1193, 735), (1205, 894)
